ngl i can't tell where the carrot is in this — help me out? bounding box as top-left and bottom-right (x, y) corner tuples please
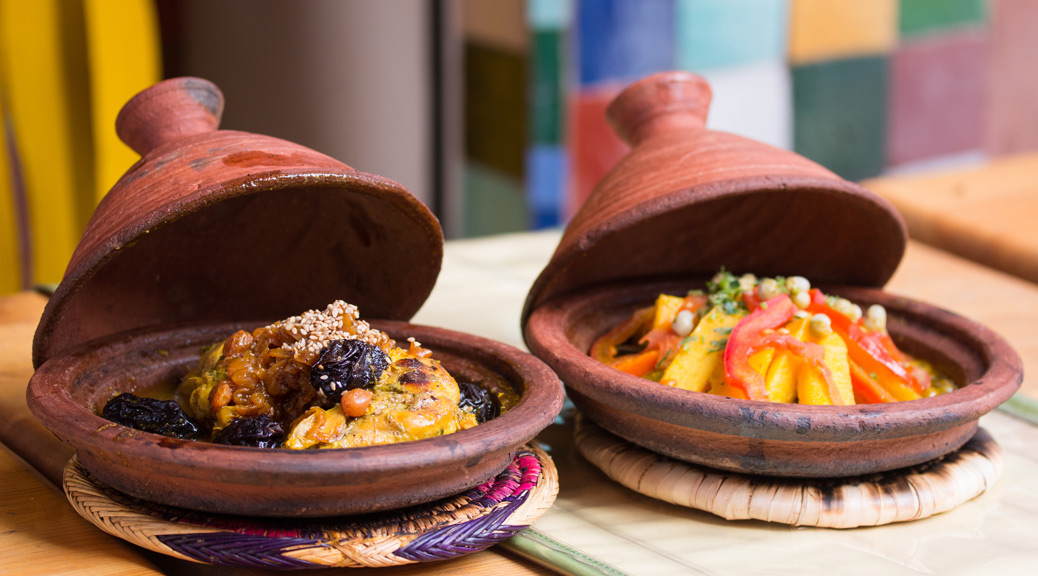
(612, 349), (660, 377)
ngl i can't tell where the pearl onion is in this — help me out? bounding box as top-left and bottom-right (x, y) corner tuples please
(809, 313), (833, 337)
(672, 309), (695, 337)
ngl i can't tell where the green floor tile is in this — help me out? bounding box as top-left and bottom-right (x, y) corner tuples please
(900, 0), (987, 38)
(793, 56), (888, 182)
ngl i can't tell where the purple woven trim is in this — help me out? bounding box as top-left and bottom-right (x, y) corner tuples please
(148, 448), (544, 568)
(157, 532), (323, 570)
(393, 450), (542, 562)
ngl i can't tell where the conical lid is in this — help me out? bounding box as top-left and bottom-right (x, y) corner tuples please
(34, 77), (442, 367)
(522, 72), (906, 325)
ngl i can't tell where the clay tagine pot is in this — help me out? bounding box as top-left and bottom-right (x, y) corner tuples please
(28, 77), (564, 516)
(522, 71), (1021, 478)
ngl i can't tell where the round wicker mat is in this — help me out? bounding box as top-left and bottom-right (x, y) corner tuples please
(574, 414), (1003, 528)
(63, 445), (557, 569)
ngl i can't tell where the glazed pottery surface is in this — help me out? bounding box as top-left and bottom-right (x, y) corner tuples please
(30, 320), (563, 516)
(522, 71), (1022, 478)
(29, 77), (564, 516)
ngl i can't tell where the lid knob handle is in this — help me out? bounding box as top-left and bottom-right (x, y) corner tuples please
(606, 71), (712, 147)
(116, 77), (224, 156)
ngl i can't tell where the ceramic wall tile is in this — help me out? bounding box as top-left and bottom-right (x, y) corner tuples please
(569, 87), (629, 216)
(526, 145), (568, 229)
(530, 30), (565, 145)
(577, 0), (674, 87)
(460, 0), (527, 51)
(899, 0), (987, 38)
(465, 42), (526, 179)
(887, 31), (987, 166)
(527, 0), (573, 30)
(675, 0), (787, 72)
(793, 56), (888, 181)
(463, 163), (528, 237)
(700, 60), (792, 151)
(985, 0), (1038, 156)
(788, 0), (897, 64)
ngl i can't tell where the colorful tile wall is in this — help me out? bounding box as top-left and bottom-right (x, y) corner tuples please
(900, 0), (987, 37)
(788, 0), (897, 64)
(570, 87), (629, 216)
(463, 163), (528, 237)
(577, 0), (674, 87)
(526, 0), (571, 229)
(887, 31), (987, 166)
(985, 0), (1038, 156)
(793, 56), (889, 181)
(675, 0), (787, 72)
(701, 61), (792, 151)
(457, 0), (1038, 237)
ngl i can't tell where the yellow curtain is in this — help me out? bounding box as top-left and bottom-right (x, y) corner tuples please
(0, 0), (160, 294)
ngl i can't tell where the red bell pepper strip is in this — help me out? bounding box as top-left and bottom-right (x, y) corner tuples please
(848, 359), (896, 404)
(724, 295), (798, 400)
(742, 290), (763, 312)
(806, 290), (926, 393)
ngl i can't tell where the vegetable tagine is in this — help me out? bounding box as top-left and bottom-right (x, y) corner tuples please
(591, 271), (953, 404)
(101, 300), (517, 447)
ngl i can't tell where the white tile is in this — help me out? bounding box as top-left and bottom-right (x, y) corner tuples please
(700, 60), (793, 151)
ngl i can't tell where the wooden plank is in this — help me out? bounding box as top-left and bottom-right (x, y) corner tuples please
(864, 152), (1038, 285)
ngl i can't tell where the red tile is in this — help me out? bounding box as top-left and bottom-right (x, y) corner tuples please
(985, 0), (1038, 156)
(569, 88), (629, 217)
(887, 31), (987, 166)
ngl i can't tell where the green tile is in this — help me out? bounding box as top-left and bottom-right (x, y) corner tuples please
(900, 0), (987, 38)
(530, 30), (565, 145)
(793, 56), (888, 181)
(464, 43), (527, 178)
(462, 163), (528, 237)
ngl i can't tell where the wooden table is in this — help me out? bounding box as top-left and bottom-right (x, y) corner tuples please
(4, 230), (1038, 575)
(864, 152), (1038, 286)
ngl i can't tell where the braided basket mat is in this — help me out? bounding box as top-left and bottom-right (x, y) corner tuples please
(574, 414), (1003, 529)
(63, 445), (557, 569)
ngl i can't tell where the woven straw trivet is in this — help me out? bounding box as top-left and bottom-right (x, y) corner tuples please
(574, 413), (1003, 528)
(63, 444), (557, 569)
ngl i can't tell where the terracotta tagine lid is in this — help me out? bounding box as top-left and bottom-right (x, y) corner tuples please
(33, 77), (442, 367)
(522, 71), (907, 325)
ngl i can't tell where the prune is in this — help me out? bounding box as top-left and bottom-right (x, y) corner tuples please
(101, 393), (201, 440)
(310, 339), (389, 404)
(213, 414), (284, 448)
(458, 382), (500, 423)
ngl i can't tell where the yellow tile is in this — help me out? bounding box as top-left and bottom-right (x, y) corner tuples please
(789, 0), (898, 64)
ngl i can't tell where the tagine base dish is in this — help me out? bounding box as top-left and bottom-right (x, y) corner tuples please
(63, 444), (557, 569)
(574, 414), (1002, 529)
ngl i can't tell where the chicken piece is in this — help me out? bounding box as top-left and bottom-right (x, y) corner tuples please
(284, 353), (477, 449)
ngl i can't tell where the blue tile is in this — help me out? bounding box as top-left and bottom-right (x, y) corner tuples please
(578, 0), (675, 86)
(675, 0), (787, 71)
(525, 145), (569, 229)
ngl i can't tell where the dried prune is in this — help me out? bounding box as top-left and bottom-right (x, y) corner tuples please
(458, 382), (500, 423)
(213, 414), (284, 448)
(310, 339), (389, 404)
(101, 393), (201, 440)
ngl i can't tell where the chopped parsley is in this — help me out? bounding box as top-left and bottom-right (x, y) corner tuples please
(706, 268), (748, 316)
